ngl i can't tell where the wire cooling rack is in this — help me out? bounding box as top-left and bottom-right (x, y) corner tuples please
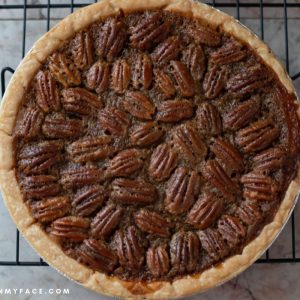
(0, 0), (299, 267)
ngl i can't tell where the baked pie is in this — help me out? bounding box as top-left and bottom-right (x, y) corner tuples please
(0, 0), (300, 298)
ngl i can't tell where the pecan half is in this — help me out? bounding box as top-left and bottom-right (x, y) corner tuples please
(148, 144), (177, 181)
(223, 98), (260, 130)
(107, 149), (145, 177)
(71, 31), (93, 69)
(132, 53), (153, 89)
(130, 122), (164, 147)
(111, 178), (156, 205)
(210, 138), (244, 172)
(18, 140), (63, 174)
(78, 239), (118, 273)
(50, 216), (89, 242)
(203, 65), (226, 99)
(187, 24), (221, 46)
(236, 202), (261, 225)
(170, 231), (200, 273)
(31, 196), (71, 223)
(197, 103), (222, 135)
(72, 185), (106, 217)
(154, 69), (176, 99)
(22, 175), (60, 198)
(217, 215), (246, 247)
(252, 147), (284, 173)
(42, 114), (84, 139)
(62, 88), (102, 116)
(97, 18), (127, 61)
(210, 39), (245, 65)
(61, 166), (104, 189)
(111, 59), (131, 94)
(187, 193), (224, 229)
(91, 203), (123, 238)
(98, 107), (130, 136)
(85, 60), (110, 93)
(67, 136), (113, 163)
(35, 70), (60, 112)
(48, 52), (81, 87)
(182, 44), (206, 81)
(147, 245), (169, 277)
(172, 124), (207, 164)
(130, 12), (170, 50)
(202, 160), (240, 202)
(170, 60), (195, 97)
(14, 107), (44, 139)
(236, 119), (279, 153)
(241, 172), (277, 201)
(165, 167), (201, 214)
(123, 91), (155, 120)
(114, 226), (144, 272)
(151, 36), (181, 65)
(157, 100), (194, 123)
(198, 228), (228, 260)
(134, 209), (171, 237)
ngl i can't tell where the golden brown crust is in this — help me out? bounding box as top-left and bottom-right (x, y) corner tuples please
(0, 0), (299, 299)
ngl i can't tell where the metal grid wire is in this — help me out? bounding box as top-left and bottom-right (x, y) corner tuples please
(0, 0), (300, 267)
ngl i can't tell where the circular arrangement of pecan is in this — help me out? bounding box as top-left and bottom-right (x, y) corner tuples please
(13, 10), (300, 281)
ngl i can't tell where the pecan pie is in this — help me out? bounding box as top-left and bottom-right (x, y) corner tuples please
(0, 0), (300, 299)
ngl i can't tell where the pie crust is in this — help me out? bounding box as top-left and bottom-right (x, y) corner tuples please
(0, 0), (300, 299)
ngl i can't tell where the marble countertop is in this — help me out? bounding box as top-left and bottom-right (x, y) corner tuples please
(0, 1), (300, 300)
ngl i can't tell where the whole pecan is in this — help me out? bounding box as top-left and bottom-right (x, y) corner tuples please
(130, 12), (170, 50)
(66, 136), (114, 163)
(197, 102), (222, 136)
(91, 203), (123, 238)
(48, 52), (81, 87)
(217, 215), (246, 247)
(130, 122), (165, 147)
(22, 175), (60, 198)
(31, 196), (71, 223)
(18, 140), (63, 174)
(97, 18), (127, 61)
(165, 167), (201, 215)
(62, 87), (102, 116)
(50, 216), (89, 242)
(157, 100), (194, 123)
(111, 178), (156, 205)
(114, 226), (144, 272)
(85, 60), (110, 93)
(14, 107), (44, 139)
(146, 245), (169, 277)
(132, 53), (153, 89)
(187, 24), (221, 46)
(202, 160), (240, 202)
(170, 231), (200, 273)
(98, 107), (130, 136)
(223, 98), (260, 130)
(107, 149), (145, 177)
(172, 124), (207, 164)
(154, 69), (176, 99)
(72, 185), (106, 217)
(122, 91), (155, 120)
(236, 202), (261, 225)
(203, 65), (226, 99)
(235, 119), (279, 153)
(111, 59), (131, 94)
(170, 60), (195, 97)
(134, 209), (171, 237)
(78, 239), (118, 273)
(198, 228), (228, 261)
(148, 144), (177, 181)
(187, 193), (224, 229)
(35, 70), (60, 112)
(210, 138), (244, 173)
(182, 44), (206, 81)
(241, 171), (277, 201)
(71, 31), (93, 69)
